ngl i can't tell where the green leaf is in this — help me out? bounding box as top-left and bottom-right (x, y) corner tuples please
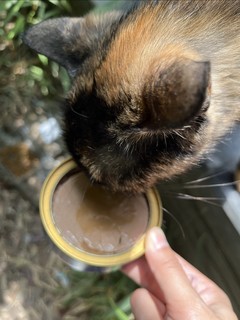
(36, 1), (46, 21)
(106, 295), (132, 320)
(39, 8), (63, 20)
(47, 0), (58, 6)
(30, 65), (44, 81)
(59, 0), (72, 13)
(51, 61), (59, 77)
(108, 297), (130, 320)
(7, 15), (25, 39)
(4, 0), (26, 26)
(59, 67), (70, 92)
(3, 0), (18, 11)
(38, 54), (48, 66)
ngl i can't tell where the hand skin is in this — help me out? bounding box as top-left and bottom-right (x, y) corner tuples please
(122, 227), (238, 320)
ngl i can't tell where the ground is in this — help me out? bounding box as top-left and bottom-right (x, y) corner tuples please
(0, 39), (136, 320)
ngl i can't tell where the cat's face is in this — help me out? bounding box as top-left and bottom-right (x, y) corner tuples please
(23, 10), (211, 193)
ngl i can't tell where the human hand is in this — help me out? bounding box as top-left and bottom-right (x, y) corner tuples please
(122, 227), (238, 320)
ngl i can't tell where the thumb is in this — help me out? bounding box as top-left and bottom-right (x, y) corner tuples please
(145, 227), (207, 316)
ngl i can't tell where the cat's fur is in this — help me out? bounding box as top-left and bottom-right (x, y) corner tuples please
(23, 0), (240, 193)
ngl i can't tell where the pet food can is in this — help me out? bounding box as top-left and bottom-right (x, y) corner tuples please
(40, 158), (163, 272)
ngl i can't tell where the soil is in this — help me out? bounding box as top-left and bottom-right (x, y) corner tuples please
(0, 43), (77, 320)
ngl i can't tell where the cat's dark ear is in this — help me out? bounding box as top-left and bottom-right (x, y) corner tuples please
(142, 59), (211, 129)
(23, 18), (85, 77)
(22, 15), (114, 77)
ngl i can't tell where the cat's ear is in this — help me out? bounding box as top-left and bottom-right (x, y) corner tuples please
(23, 18), (87, 77)
(23, 13), (121, 77)
(142, 59), (211, 129)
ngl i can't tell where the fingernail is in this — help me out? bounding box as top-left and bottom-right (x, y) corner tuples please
(148, 227), (169, 251)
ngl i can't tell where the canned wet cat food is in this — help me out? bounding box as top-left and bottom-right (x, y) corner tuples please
(40, 158), (162, 272)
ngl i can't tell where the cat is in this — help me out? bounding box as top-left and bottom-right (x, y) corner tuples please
(23, 0), (240, 193)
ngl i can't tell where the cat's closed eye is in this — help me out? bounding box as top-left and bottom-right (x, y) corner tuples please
(23, 0), (240, 193)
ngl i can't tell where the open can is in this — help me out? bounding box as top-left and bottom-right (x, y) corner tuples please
(40, 158), (163, 272)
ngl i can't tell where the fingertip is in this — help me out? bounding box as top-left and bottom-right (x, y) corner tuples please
(144, 228), (202, 309)
(130, 288), (146, 306)
(145, 227), (169, 252)
(130, 288), (146, 320)
(131, 288), (166, 320)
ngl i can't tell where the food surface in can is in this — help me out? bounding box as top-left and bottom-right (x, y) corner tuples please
(52, 170), (149, 255)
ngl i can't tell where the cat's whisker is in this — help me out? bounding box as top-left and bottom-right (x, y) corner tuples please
(163, 207), (186, 239)
(185, 170), (227, 184)
(70, 106), (88, 118)
(162, 132), (167, 148)
(176, 192), (223, 201)
(184, 180), (240, 189)
(176, 192), (223, 207)
(172, 130), (187, 140)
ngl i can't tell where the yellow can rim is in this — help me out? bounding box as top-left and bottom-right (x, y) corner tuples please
(40, 158), (163, 267)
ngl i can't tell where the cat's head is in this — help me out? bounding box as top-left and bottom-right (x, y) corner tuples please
(23, 10), (211, 193)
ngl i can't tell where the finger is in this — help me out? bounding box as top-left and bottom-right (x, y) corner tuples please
(123, 230), (235, 319)
(131, 288), (166, 320)
(145, 227), (209, 317)
(175, 255), (237, 319)
(175, 254), (233, 307)
(122, 253), (231, 311)
(122, 243), (218, 306)
(122, 253), (215, 299)
(122, 239), (231, 307)
(122, 257), (164, 300)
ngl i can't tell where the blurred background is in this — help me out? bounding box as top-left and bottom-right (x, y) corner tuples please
(0, 1), (240, 319)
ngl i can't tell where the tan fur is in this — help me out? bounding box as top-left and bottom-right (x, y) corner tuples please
(96, 9), (200, 106)
(89, 0), (240, 191)
(95, 0), (240, 142)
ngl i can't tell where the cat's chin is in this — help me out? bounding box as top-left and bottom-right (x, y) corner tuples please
(73, 153), (201, 195)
